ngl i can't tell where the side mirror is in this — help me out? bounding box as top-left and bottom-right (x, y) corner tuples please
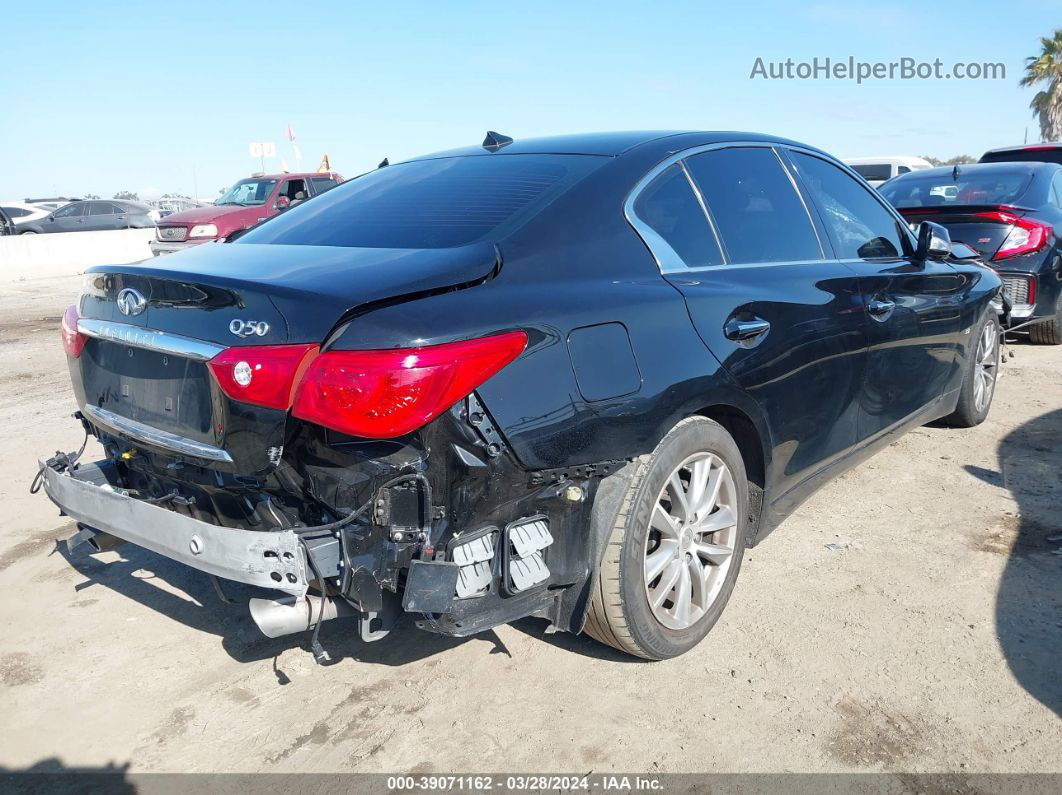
(915, 221), (951, 261)
(274, 196), (291, 211)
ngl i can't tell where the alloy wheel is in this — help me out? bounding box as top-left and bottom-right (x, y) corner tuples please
(973, 321), (998, 413)
(643, 452), (739, 630)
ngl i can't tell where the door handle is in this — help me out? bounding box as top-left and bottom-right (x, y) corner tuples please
(724, 317), (771, 345)
(867, 298), (896, 318)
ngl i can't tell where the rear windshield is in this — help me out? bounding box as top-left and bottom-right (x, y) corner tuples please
(851, 164), (892, 181)
(979, 148), (1062, 166)
(238, 154), (604, 249)
(880, 170), (1033, 209)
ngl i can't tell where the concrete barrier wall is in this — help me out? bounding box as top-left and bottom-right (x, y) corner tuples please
(1, 229), (155, 281)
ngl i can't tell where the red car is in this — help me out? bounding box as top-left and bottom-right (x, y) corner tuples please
(150, 171), (343, 256)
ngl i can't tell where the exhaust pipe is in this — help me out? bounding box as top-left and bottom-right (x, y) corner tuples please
(248, 594), (358, 639)
(86, 531), (127, 553)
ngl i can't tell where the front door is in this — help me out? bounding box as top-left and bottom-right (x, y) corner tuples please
(48, 201), (86, 232)
(629, 145), (868, 499)
(784, 150), (969, 441)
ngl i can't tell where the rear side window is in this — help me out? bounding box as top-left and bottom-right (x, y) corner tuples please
(685, 148), (822, 264)
(2, 206), (29, 218)
(310, 177), (339, 195)
(240, 154), (604, 249)
(879, 169), (1033, 209)
(631, 164), (722, 269)
(791, 152), (908, 260)
(851, 164), (892, 181)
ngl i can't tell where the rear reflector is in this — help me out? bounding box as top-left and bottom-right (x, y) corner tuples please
(972, 210), (1051, 261)
(208, 344), (318, 411)
(292, 331), (527, 439)
(61, 305), (87, 358)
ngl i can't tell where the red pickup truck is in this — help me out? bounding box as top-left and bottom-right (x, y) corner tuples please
(150, 171), (343, 256)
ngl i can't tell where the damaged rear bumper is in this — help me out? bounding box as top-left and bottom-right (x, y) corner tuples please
(40, 458), (308, 595)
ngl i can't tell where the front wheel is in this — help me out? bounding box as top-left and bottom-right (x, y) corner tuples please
(584, 416), (748, 660)
(944, 312), (1000, 427)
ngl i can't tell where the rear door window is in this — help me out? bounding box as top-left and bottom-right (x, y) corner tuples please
(631, 164), (723, 269)
(790, 152), (909, 260)
(684, 148), (823, 264)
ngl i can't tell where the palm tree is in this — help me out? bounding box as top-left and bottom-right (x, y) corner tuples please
(1021, 29), (1062, 141)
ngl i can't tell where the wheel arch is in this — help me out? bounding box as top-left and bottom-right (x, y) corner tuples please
(694, 403), (768, 545)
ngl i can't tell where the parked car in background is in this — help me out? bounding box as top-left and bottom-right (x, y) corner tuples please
(0, 206), (14, 235)
(844, 156), (933, 187)
(18, 200), (156, 234)
(0, 201), (51, 230)
(150, 172), (343, 255)
(41, 131), (1002, 663)
(979, 143), (1062, 166)
(881, 161), (1062, 344)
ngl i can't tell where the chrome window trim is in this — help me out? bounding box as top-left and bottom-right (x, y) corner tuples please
(678, 160), (728, 264)
(82, 405), (234, 464)
(77, 319), (224, 361)
(624, 140), (848, 274)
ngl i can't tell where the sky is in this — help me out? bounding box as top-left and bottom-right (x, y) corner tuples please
(1, 0), (1058, 200)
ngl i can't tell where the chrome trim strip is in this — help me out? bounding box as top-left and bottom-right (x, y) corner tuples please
(82, 404), (233, 463)
(679, 160), (728, 264)
(624, 139), (901, 274)
(77, 318), (224, 361)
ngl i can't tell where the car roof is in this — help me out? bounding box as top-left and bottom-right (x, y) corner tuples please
(982, 143), (1062, 154)
(405, 130), (826, 161)
(844, 156), (931, 165)
(893, 161), (1054, 179)
(244, 172), (338, 180)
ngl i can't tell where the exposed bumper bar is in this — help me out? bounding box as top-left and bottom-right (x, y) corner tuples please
(41, 459), (307, 594)
(82, 404), (233, 463)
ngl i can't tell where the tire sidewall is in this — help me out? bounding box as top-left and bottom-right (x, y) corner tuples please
(617, 418), (749, 660)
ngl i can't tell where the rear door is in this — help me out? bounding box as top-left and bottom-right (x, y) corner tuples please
(631, 144), (868, 498)
(785, 149), (969, 441)
(82, 201), (118, 231)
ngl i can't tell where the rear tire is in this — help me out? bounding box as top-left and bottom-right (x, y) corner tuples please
(944, 312), (1000, 427)
(584, 416), (748, 660)
(1029, 290), (1062, 345)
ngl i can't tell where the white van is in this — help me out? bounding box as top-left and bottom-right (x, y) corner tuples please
(842, 156), (933, 187)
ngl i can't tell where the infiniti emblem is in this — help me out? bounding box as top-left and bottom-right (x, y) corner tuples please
(116, 288), (147, 316)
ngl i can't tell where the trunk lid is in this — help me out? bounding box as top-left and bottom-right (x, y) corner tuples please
(75, 242), (499, 473)
(897, 204), (1031, 260)
(81, 241), (499, 344)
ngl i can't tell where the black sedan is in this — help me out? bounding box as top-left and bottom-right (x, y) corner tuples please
(19, 199), (156, 233)
(881, 161), (1062, 344)
(39, 131), (1001, 661)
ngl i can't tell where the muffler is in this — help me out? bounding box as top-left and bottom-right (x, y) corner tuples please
(248, 594), (358, 639)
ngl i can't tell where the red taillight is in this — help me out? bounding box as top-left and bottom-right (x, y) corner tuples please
(208, 344), (318, 411)
(972, 210), (1051, 261)
(61, 305), (87, 358)
(292, 331), (527, 439)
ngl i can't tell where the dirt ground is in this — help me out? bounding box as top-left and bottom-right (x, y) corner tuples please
(1, 273), (1059, 775)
